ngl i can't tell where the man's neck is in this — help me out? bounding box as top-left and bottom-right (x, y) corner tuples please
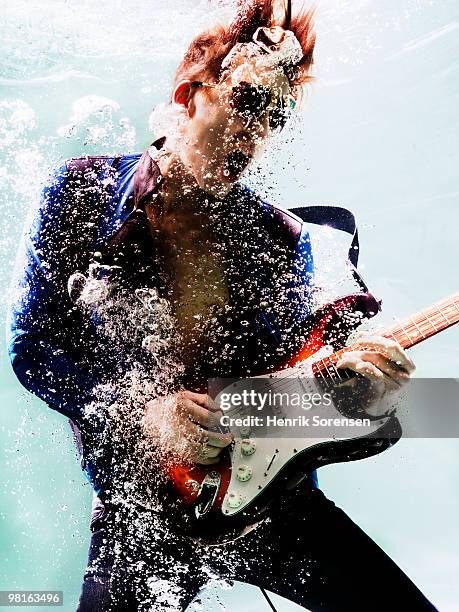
(154, 151), (206, 216)
(145, 149), (229, 241)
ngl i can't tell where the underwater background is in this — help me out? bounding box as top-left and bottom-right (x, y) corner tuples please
(1, 1), (458, 609)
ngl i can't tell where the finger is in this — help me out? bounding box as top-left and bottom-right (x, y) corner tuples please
(356, 334), (415, 373)
(352, 335), (416, 373)
(337, 355), (399, 392)
(181, 399), (213, 428)
(205, 428), (233, 448)
(198, 444), (222, 459)
(356, 358), (405, 392)
(196, 455), (220, 466)
(182, 390), (211, 409)
(356, 362), (400, 392)
(182, 417), (232, 449)
(357, 351), (411, 382)
(337, 353), (384, 381)
(191, 440), (225, 466)
(185, 391), (222, 413)
(181, 419), (209, 445)
(179, 401), (230, 437)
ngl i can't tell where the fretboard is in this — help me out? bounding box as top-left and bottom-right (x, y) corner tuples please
(312, 293), (459, 386)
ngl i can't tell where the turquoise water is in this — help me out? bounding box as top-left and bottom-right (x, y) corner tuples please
(1, 1), (458, 610)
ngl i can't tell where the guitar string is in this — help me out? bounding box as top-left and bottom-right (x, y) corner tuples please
(253, 300), (459, 390)
(385, 310), (458, 346)
(307, 299), (459, 384)
(388, 301), (459, 338)
(390, 300), (459, 340)
(219, 298), (459, 412)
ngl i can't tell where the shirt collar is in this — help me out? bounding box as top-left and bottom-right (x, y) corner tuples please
(133, 136), (166, 212)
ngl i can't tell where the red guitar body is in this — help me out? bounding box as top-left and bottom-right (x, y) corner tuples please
(157, 289), (459, 542)
(167, 293), (382, 510)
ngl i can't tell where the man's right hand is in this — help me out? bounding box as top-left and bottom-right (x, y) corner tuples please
(142, 390), (233, 465)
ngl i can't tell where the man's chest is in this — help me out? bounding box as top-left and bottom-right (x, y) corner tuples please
(160, 230), (300, 378)
(169, 246), (229, 345)
(159, 222), (233, 360)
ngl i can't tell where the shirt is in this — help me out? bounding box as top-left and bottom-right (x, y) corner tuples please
(7, 145), (316, 496)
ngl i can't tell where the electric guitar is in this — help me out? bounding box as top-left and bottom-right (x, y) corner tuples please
(167, 291), (459, 542)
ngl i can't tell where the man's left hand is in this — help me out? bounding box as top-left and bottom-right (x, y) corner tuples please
(334, 331), (416, 412)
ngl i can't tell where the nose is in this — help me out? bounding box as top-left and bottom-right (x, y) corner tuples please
(234, 118), (269, 153)
(244, 114), (269, 140)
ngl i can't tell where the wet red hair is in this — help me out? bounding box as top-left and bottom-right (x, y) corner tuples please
(173, 1), (316, 93)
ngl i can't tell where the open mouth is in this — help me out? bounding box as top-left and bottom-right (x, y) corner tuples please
(222, 150), (251, 181)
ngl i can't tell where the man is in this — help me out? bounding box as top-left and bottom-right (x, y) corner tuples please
(7, 1), (435, 610)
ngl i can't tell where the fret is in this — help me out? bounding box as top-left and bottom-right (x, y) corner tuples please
(429, 298), (459, 326)
(408, 315), (452, 340)
(396, 313), (449, 342)
(434, 305), (451, 325)
(322, 358), (337, 385)
(313, 360), (347, 388)
(408, 316), (426, 339)
(313, 362), (328, 387)
(406, 318), (436, 339)
(444, 304), (459, 323)
(450, 300), (459, 317)
(308, 294), (459, 385)
(395, 320), (413, 344)
(423, 314), (442, 329)
(446, 301), (459, 314)
(422, 313), (438, 333)
(384, 297), (459, 346)
(329, 360), (344, 382)
(385, 329), (400, 343)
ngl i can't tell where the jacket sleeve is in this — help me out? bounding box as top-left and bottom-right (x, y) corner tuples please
(7, 162), (106, 431)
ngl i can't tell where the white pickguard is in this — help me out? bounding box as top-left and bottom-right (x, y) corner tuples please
(216, 354), (391, 517)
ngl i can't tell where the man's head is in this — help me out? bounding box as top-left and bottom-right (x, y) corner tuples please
(160, 1), (315, 198)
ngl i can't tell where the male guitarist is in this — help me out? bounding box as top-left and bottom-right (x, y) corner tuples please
(8, 1), (436, 610)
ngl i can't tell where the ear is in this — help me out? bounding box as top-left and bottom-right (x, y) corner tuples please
(173, 80), (196, 116)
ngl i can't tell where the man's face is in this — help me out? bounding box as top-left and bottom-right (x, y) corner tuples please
(179, 70), (292, 199)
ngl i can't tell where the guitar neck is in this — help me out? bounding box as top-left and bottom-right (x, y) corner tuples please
(382, 293), (459, 349)
(312, 293), (459, 384)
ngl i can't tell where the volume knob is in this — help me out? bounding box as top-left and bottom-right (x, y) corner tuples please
(236, 465), (253, 482)
(226, 491), (243, 509)
(241, 439), (257, 456)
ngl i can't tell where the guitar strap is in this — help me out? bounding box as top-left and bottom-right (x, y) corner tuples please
(289, 205), (370, 294)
